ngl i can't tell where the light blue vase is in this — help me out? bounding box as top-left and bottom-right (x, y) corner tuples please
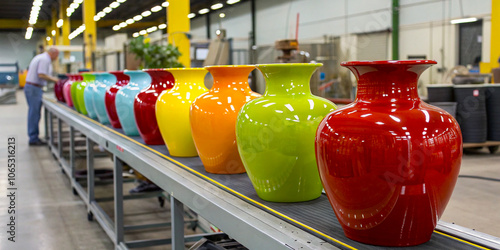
(93, 72), (116, 124)
(115, 70), (151, 136)
(83, 73), (98, 119)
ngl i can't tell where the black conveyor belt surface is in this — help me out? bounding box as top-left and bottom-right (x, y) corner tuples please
(49, 99), (488, 250)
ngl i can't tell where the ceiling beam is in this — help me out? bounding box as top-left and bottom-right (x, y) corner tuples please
(0, 19), (161, 30)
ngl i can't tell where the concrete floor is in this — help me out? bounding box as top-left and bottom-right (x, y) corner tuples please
(1, 90), (499, 249)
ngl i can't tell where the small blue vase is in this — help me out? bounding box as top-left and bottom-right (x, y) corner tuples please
(116, 70), (151, 136)
(83, 73), (98, 119)
(93, 72), (116, 124)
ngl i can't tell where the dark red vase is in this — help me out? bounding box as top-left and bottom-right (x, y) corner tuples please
(134, 69), (175, 145)
(54, 75), (67, 102)
(105, 71), (129, 128)
(315, 60), (462, 246)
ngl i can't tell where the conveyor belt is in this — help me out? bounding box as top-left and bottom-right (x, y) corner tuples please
(44, 98), (497, 250)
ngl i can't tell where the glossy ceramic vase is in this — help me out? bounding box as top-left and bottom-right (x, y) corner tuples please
(235, 63), (336, 202)
(83, 73), (98, 119)
(72, 73), (93, 115)
(191, 65), (261, 174)
(55, 74), (67, 102)
(156, 68), (208, 157)
(315, 60), (463, 246)
(63, 74), (80, 107)
(93, 72), (116, 124)
(116, 70), (151, 136)
(106, 71), (129, 128)
(134, 69), (174, 145)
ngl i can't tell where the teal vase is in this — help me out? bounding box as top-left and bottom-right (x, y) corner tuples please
(236, 63), (337, 202)
(83, 73), (98, 119)
(93, 72), (116, 124)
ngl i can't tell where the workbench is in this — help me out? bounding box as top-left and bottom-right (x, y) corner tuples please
(42, 95), (500, 250)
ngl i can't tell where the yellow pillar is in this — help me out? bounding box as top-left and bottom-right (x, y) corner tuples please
(168, 0), (191, 67)
(480, 0), (500, 74)
(60, 0), (71, 59)
(83, 0), (96, 70)
(45, 26), (51, 47)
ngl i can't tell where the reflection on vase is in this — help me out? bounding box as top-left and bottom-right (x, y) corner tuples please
(93, 72), (116, 124)
(135, 69), (174, 145)
(106, 71), (129, 128)
(83, 73), (98, 119)
(55, 74), (67, 102)
(236, 63), (336, 202)
(315, 60), (462, 246)
(156, 68), (208, 157)
(191, 65), (260, 174)
(116, 70), (151, 136)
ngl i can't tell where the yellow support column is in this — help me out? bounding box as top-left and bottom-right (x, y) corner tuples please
(480, 0), (500, 74)
(60, 0), (71, 59)
(51, 7), (59, 45)
(83, 0), (96, 70)
(168, 0), (191, 67)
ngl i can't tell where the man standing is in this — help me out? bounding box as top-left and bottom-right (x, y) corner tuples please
(25, 47), (59, 146)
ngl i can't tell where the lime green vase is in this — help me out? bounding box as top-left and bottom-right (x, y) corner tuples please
(72, 73), (94, 115)
(236, 63), (337, 202)
(70, 76), (83, 113)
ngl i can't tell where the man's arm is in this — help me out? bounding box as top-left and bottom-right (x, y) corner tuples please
(38, 73), (58, 83)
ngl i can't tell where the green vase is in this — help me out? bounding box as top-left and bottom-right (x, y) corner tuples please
(70, 76), (83, 113)
(236, 63), (337, 202)
(72, 73), (94, 115)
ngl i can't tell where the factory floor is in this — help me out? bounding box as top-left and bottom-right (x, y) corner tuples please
(1, 90), (499, 249)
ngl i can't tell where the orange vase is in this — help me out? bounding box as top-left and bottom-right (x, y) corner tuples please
(191, 65), (261, 174)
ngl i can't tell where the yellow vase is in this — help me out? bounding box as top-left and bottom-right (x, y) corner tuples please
(156, 68), (208, 157)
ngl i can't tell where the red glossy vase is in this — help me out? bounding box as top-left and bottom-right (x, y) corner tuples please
(105, 71), (129, 129)
(134, 69), (174, 145)
(315, 60), (462, 246)
(54, 75), (67, 102)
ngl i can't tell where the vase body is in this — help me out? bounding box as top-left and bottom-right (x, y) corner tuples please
(72, 73), (93, 115)
(315, 60), (462, 246)
(55, 75), (67, 102)
(116, 70), (151, 136)
(135, 69), (174, 145)
(83, 73), (98, 119)
(93, 73), (116, 124)
(191, 65), (261, 174)
(236, 63), (336, 202)
(156, 68), (208, 157)
(106, 71), (129, 128)
(64, 74), (80, 107)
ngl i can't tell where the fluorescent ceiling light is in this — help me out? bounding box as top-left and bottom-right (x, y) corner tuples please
(162, 2), (169, 7)
(29, 19), (36, 25)
(93, 16), (100, 21)
(198, 8), (209, 14)
(147, 26), (158, 33)
(117, 0), (126, 3)
(126, 18), (134, 24)
(133, 32), (139, 37)
(227, 0), (240, 4)
(51, 30), (56, 36)
(110, 2), (120, 8)
(70, 3), (78, 9)
(104, 7), (112, 13)
(139, 30), (147, 35)
(219, 13), (225, 18)
(25, 27), (33, 40)
(97, 11), (106, 17)
(158, 23), (167, 29)
(32, 6), (41, 11)
(211, 3), (223, 10)
(119, 22), (127, 28)
(151, 5), (162, 12)
(46, 36), (51, 41)
(141, 10), (151, 17)
(187, 13), (196, 18)
(450, 17), (478, 24)
(33, 1), (42, 7)
(112, 25), (120, 31)
(133, 15), (143, 21)
(56, 19), (63, 28)
(75, 0), (83, 4)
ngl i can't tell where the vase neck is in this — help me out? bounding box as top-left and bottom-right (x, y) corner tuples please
(258, 64), (320, 97)
(207, 66), (254, 91)
(169, 69), (207, 89)
(345, 64), (432, 104)
(146, 71), (175, 90)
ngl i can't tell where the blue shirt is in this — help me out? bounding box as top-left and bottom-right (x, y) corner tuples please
(26, 52), (52, 86)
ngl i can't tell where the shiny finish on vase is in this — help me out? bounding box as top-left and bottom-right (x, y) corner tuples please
(93, 72), (116, 124)
(105, 71), (129, 128)
(315, 60), (462, 246)
(116, 70), (151, 136)
(72, 73), (94, 115)
(236, 63), (336, 202)
(54, 75), (67, 102)
(135, 69), (174, 145)
(83, 73), (98, 119)
(63, 74), (80, 108)
(191, 65), (260, 174)
(156, 68), (208, 157)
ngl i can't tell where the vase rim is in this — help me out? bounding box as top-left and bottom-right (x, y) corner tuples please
(205, 65), (255, 69)
(341, 60), (437, 66)
(124, 70), (149, 75)
(142, 68), (167, 72)
(109, 70), (124, 74)
(256, 63), (322, 67)
(166, 68), (207, 72)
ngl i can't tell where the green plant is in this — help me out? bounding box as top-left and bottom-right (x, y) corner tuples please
(129, 35), (184, 69)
